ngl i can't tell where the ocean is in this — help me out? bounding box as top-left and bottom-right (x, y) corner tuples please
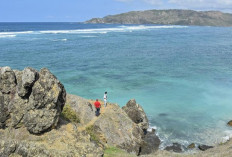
(1, 22), (232, 148)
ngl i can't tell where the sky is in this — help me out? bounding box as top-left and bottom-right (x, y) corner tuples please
(0, 0), (232, 22)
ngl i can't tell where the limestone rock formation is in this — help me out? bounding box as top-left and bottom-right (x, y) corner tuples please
(66, 95), (160, 155)
(122, 99), (149, 132)
(66, 95), (145, 155)
(0, 66), (66, 134)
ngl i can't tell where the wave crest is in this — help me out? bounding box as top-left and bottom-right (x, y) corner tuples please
(0, 25), (188, 37)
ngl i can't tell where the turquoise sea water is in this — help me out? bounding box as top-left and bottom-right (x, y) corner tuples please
(1, 23), (232, 148)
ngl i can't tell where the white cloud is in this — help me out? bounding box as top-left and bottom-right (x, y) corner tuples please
(115, 0), (232, 11)
(143, 0), (164, 5)
(168, 0), (232, 9)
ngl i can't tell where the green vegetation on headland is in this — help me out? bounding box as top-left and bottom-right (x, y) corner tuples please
(86, 9), (232, 26)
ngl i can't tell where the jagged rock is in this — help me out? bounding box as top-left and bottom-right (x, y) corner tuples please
(24, 68), (66, 134)
(0, 67), (16, 129)
(188, 143), (196, 149)
(17, 67), (38, 98)
(0, 66), (66, 134)
(164, 143), (183, 153)
(66, 95), (145, 155)
(122, 99), (149, 132)
(227, 120), (232, 126)
(0, 66), (16, 94)
(140, 128), (161, 155)
(94, 104), (144, 155)
(198, 145), (213, 151)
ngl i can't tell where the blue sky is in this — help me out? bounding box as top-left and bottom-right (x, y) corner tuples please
(1, 0), (232, 22)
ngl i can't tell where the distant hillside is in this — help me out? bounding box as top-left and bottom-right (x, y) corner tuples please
(86, 9), (232, 26)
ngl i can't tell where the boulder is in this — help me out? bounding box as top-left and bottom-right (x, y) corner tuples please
(198, 145), (213, 151)
(140, 128), (161, 155)
(0, 66), (66, 134)
(227, 120), (232, 126)
(188, 143), (196, 149)
(164, 143), (183, 153)
(122, 99), (149, 132)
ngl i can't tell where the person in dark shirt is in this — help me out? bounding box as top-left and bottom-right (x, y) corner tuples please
(94, 99), (101, 116)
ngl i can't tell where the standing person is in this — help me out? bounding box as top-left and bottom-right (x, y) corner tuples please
(104, 91), (107, 107)
(94, 99), (101, 116)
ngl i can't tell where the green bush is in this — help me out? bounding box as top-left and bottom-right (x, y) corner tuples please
(61, 104), (80, 123)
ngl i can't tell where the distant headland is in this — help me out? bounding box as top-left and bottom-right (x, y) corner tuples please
(86, 9), (232, 27)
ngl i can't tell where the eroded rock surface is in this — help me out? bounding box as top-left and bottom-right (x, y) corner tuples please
(140, 128), (161, 155)
(0, 66), (66, 134)
(122, 99), (149, 132)
(0, 122), (103, 157)
(66, 95), (160, 155)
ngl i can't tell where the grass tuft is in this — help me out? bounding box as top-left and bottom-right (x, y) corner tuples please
(61, 104), (80, 123)
(86, 125), (100, 144)
(104, 146), (135, 157)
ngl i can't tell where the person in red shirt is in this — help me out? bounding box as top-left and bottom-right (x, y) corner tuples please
(94, 99), (101, 116)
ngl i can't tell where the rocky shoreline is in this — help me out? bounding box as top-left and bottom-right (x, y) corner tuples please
(0, 66), (231, 157)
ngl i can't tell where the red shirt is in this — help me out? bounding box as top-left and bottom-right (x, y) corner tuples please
(94, 101), (101, 108)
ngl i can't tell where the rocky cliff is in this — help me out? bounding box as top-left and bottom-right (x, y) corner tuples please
(0, 66), (160, 157)
(1, 66), (231, 157)
(86, 9), (232, 26)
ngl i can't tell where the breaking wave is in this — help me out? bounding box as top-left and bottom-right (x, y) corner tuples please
(0, 25), (188, 37)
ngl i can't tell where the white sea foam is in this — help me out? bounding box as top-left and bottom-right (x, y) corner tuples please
(148, 126), (157, 132)
(80, 35), (97, 38)
(219, 130), (232, 144)
(0, 34), (16, 38)
(0, 25), (188, 37)
(36, 25), (188, 35)
(0, 31), (34, 35)
(51, 38), (68, 42)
